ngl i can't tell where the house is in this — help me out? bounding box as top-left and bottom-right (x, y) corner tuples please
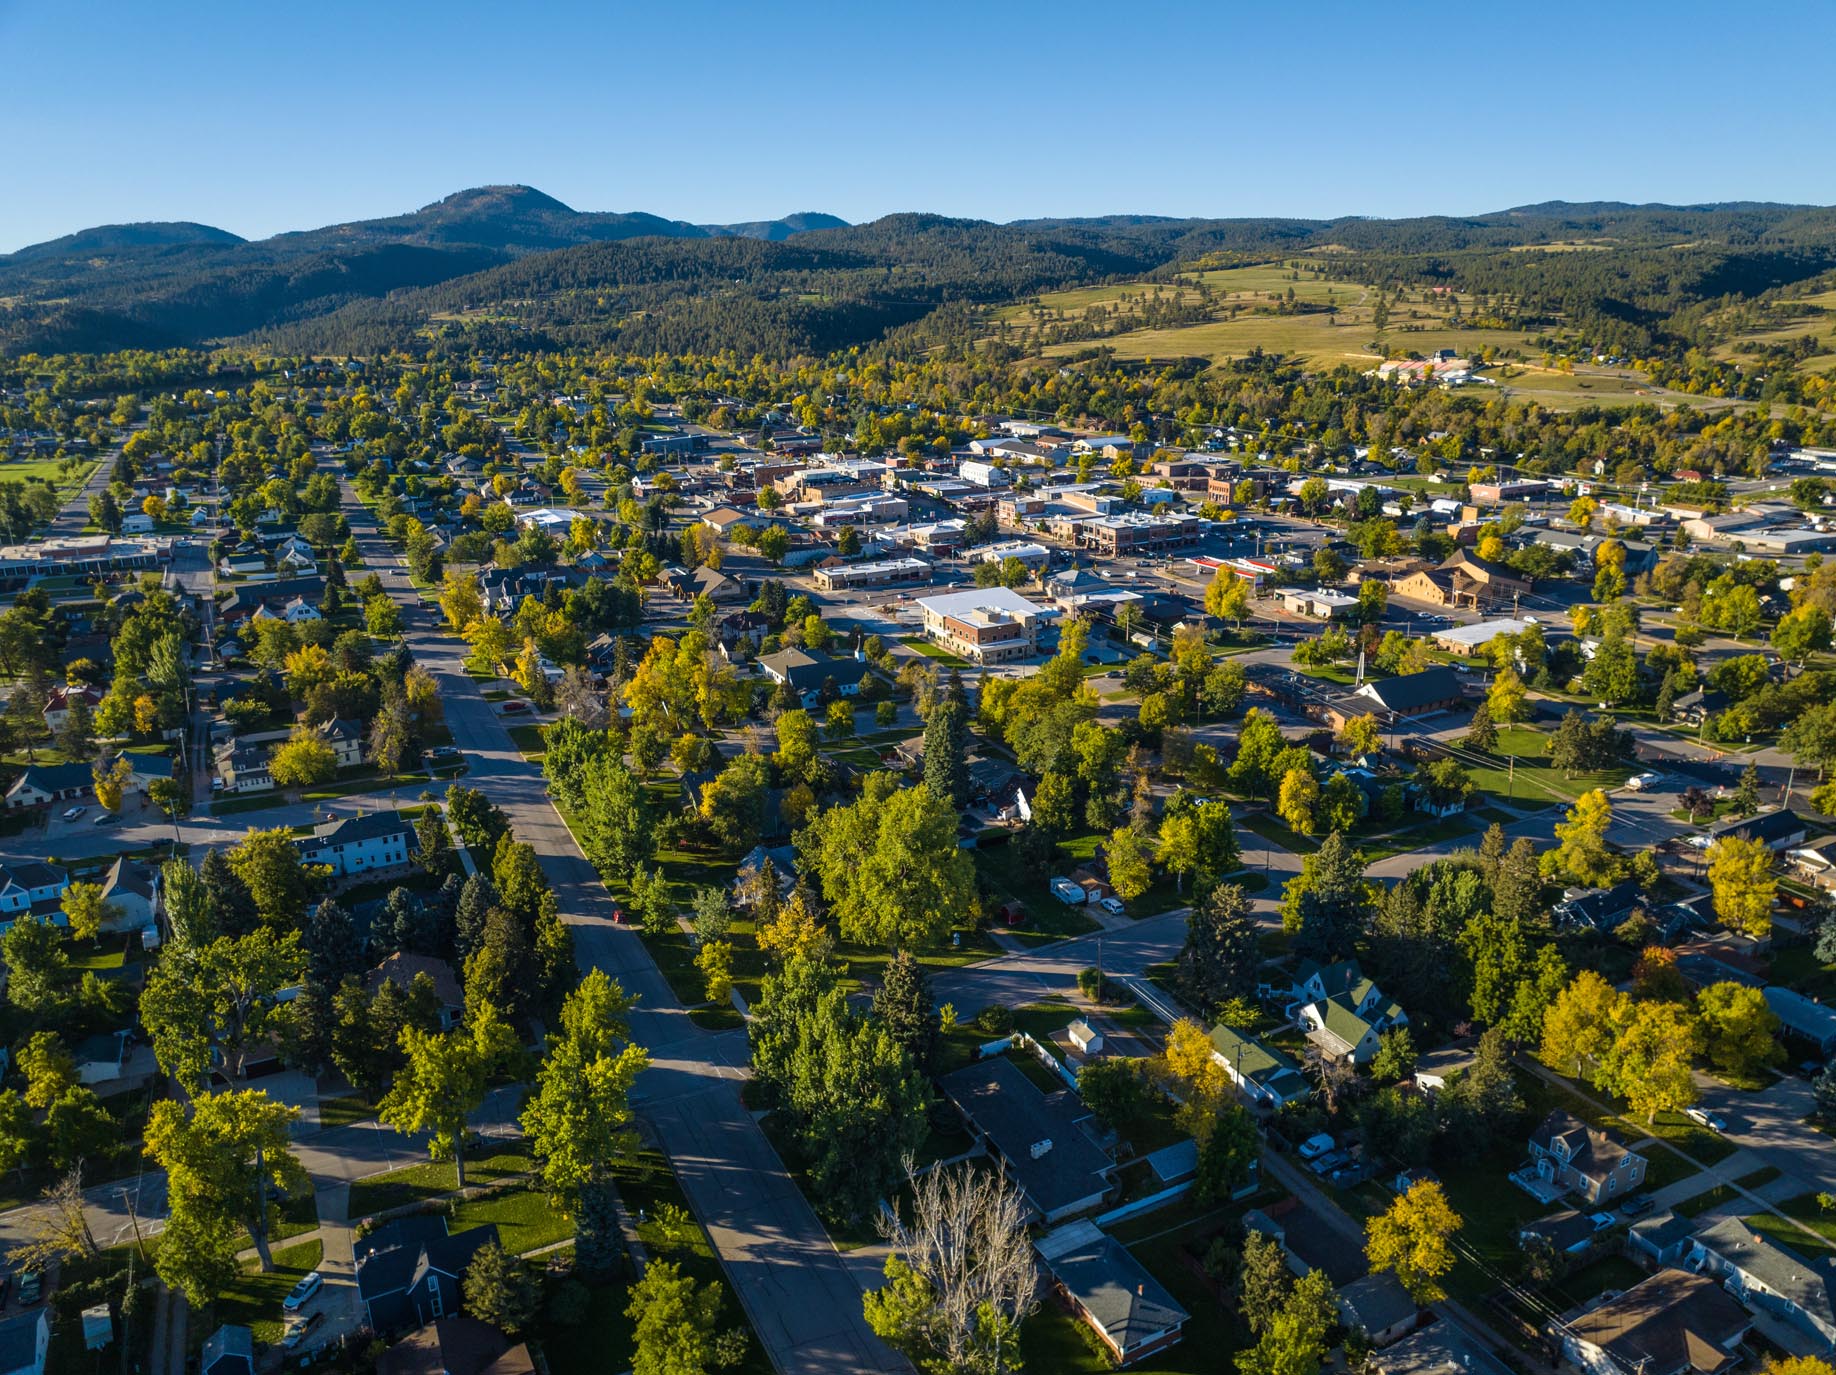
(0, 862), (68, 915)
(1411, 1046), (1475, 1094)
(376, 1316), (536, 1375)
(355, 1217), (501, 1334)
(1554, 880), (1645, 933)
(1763, 986), (1836, 1056)
(1207, 1023), (1311, 1108)
(40, 684), (102, 732)
(1517, 1209), (1599, 1258)
(96, 857), (159, 932)
(915, 587), (1051, 665)
(1394, 552), (1529, 610)
(1370, 1322), (1510, 1375)
(1628, 1211), (1696, 1268)
(1035, 1219), (1188, 1368)
(214, 740), (274, 794)
(758, 648), (872, 708)
(369, 953), (465, 1031)
(1689, 1214), (1836, 1350)
(220, 577), (326, 624)
(119, 512), (154, 535)
(1707, 809), (1809, 855)
(296, 810), (418, 878)
(1526, 1110), (1648, 1204)
(937, 1056), (1114, 1223)
(199, 1324), (253, 1375)
(1558, 1269), (1750, 1375)
(313, 718), (367, 770)
(1287, 958), (1365, 1005)
(5, 761), (93, 809)
(1296, 977), (1408, 1065)
(113, 750), (173, 796)
(1335, 1272), (1418, 1348)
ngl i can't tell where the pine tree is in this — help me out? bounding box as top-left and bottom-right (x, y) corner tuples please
(454, 873), (498, 961)
(872, 952), (940, 1074)
(1176, 882), (1259, 1016)
(304, 898), (366, 986)
(922, 698), (969, 810)
(200, 849), (257, 939)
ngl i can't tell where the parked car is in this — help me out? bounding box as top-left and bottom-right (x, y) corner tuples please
(1297, 1133), (1335, 1161)
(1626, 773), (1662, 792)
(1685, 1106), (1730, 1132)
(1588, 1211), (1617, 1231)
(92, 813), (116, 826)
(1308, 1149), (1349, 1176)
(1621, 1194), (1655, 1218)
(1098, 897), (1125, 917)
(500, 700), (529, 714)
(282, 1271), (323, 1312)
(281, 1310), (326, 1351)
(17, 1272), (42, 1305)
(60, 806), (86, 821)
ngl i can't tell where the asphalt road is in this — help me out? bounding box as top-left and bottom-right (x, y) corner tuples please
(337, 483), (906, 1375)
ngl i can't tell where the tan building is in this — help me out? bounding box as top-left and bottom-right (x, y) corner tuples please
(916, 587), (1049, 664)
(1394, 551), (1528, 610)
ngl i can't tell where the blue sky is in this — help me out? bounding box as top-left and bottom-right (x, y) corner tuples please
(3, 0), (1832, 252)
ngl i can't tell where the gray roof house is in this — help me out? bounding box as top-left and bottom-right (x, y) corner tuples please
(1336, 1272), (1419, 1348)
(1763, 986), (1836, 1056)
(1371, 1322), (1510, 1375)
(1035, 1219), (1188, 1368)
(937, 1057), (1114, 1224)
(1525, 1110), (1647, 1205)
(1689, 1214), (1836, 1351)
(201, 1324), (255, 1375)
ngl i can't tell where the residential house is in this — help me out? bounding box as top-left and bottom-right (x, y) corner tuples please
(313, 718), (367, 770)
(915, 587), (1051, 665)
(1517, 1210), (1599, 1259)
(758, 648), (873, 709)
(40, 684), (102, 733)
(1558, 1269), (1750, 1375)
(4, 761), (93, 809)
(1207, 1023), (1311, 1108)
(368, 953), (465, 1031)
(1690, 1214), (1836, 1351)
(1370, 1322), (1510, 1375)
(200, 1325), (254, 1375)
(1553, 880), (1645, 933)
(355, 1217), (501, 1334)
(1394, 552), (1529, 610)
(937, 1056), (1114, 1224)
(214, 740), (274, 794)
(1035, 1219), (1188, 1368)
(220, 577), (326, 625)
(1296, 976), (1408, 1065)
(1526, 1110), (1648, 1204)
(377, 1317), (536, 1375)
(1335, 1272), (1419, 1348)
(1411, 1045), (1476, 1093)
(96, 857), (159, 933)
(296, 810), (418, 878)
(1628, 1211), (1696, 1268)
(0, 862), (68, 915)
(1763, 986), (1836, 1056)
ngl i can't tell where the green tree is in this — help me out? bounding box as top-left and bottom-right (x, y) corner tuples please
(1541, 789), (1624, 888)
(380, 1008), (519, 1188)
(1282, 831), (1372, 962)
(463, 1241), (540, 1335)
(627, 1260), (743, 1375)
(141, 932), (306, 1089)
(1487, 667), (1529, 724)
(0, 916), (68, 1015)
(227, 828), (315, 931)
(59, 880), (121, 944)
(922, 698), (970, 810)
(144, 1090), (307, 1293)
(269, 733), (337, 788)
(521, 971), (648, 1209)
(1695, 981), (1783, 1080)
(798, 782), (974, 949)
(1177, 882), (1259, 1017)
(872, 952), (941, 1075)
(1106, 825), (1154, 902)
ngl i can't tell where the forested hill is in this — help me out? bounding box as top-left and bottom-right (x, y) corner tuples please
(6, 193), (1836, 358)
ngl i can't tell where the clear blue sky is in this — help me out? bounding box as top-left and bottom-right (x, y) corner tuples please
(3, 0), (1832, 253)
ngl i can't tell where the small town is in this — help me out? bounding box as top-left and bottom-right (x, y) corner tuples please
(5, 7), (1836, 1375)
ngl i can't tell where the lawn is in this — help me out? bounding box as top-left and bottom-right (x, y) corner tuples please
(267, 1189), (320, 1245)
(214, 1238), (322, 1347)
(506, 723), (548, 759)
(1745, 1210), (1836, 1262)
(1462, 725), (1635, 808)
(1677, 1182), (1741, 1216)
(973, 836), (1102, 939)
(316, 1093), (374, 1132)
(453, 1182), (574, 1255)
(1544, 1254), (1645, 1310)
(899, 636), (970, 667)
(346, 1139), (532, 1218)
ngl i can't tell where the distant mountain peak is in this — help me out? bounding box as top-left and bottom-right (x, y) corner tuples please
(421, 184), (576, 217)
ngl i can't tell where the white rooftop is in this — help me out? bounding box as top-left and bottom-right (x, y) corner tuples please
(916, 587), (1049, 622)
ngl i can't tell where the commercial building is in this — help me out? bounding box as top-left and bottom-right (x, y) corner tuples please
(916, 587), (1049, 664)
(810, 556), (931, 592)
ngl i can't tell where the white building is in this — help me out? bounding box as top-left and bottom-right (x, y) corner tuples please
(296, 810), (418, 878)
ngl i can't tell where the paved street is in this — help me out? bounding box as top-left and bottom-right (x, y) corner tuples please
(336, 484), (907, 1375)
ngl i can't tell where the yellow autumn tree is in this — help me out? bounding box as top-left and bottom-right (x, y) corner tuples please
(1366, 1180), (1461, 1301)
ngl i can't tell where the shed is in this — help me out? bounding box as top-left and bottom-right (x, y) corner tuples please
(1069, 1020), (1104, 1055)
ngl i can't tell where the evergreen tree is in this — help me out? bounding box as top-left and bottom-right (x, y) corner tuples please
(454, 873), (498, 961)
(416, 806), (452, 875)
(1286, 831), (1372, 962)
(872, 952), (940, 1074)
(922, 698), (969, 810)
(200, 849), (257, 939)
(1176, 882), (1259, 1017)
(304, 898), (366, 986)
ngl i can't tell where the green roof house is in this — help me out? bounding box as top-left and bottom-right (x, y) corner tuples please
(1208, 1024), (1311, 1108)
(1297, 975), (1408, 1066)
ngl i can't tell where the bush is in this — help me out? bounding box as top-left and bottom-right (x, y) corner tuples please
(545, 1277), (591, 1328)
(975, 1004), (1014, 1036)
(1076, 967), (1105, 1001)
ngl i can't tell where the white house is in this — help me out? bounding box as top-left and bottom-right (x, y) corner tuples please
(0, 862), (69, 915)
(296, 810), (418, 878)
(96, 857), (160, 933)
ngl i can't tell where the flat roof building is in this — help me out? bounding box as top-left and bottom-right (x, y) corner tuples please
(915, 587), (1050, 665)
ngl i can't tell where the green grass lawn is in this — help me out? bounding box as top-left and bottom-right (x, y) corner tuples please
(1677, 1182), (1741, 1216)
(453, 1182), (574, 1255)
(214, 1239), (322, 1347)
(1462, 725), (1634, 807)
(899, 636), (970, 667)
(347, 1139), (532, 1218)
(266, 1190), (320, 1245)
(974, 837), (1102, 939)
(316, 1093), (375, 1132)
(506, 723), (548, 758)
(1745, 1209), (1836, 1261)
